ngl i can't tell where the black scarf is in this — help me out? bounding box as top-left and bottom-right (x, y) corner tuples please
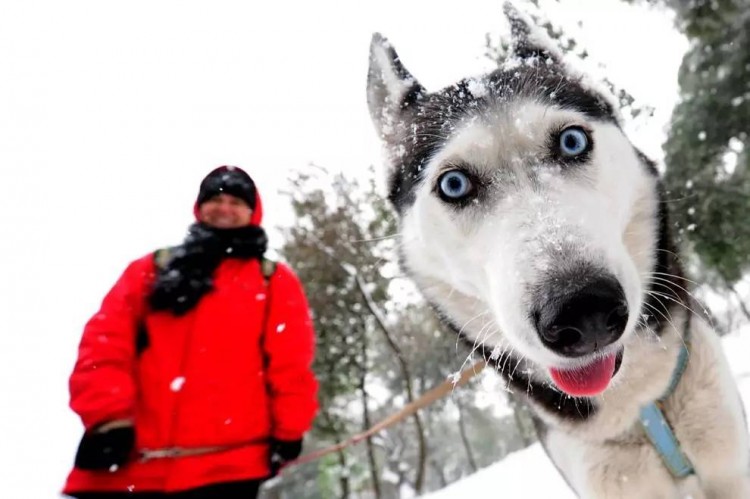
(148, 222), (268, 315)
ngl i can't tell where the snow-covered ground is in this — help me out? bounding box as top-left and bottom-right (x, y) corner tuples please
(424, 443), (573, 498)
(424, 324), (750, 498)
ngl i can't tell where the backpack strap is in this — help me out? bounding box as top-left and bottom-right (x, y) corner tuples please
(155, 248), (273, 277)
(258, 258), (278, 408)
(260, 257), (277, 283)
(153, 247), (172, 270)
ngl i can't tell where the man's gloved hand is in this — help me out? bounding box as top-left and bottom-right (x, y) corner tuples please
(268, 438), (302, 477)
(74, 419), (135, 472)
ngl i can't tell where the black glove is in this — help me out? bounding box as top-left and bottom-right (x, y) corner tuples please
(74, 424), (135, 471)
(268, 438), (302, 477)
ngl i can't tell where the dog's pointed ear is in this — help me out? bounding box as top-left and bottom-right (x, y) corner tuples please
(367, 33), (425, 142)
(503, 2), (561, 64)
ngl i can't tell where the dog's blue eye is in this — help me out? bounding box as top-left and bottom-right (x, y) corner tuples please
(438, 170), (473, 200)
(559, 127), (589, 157)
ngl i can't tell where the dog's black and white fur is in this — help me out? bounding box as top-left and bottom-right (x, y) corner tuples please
(366, 6), (749, 498)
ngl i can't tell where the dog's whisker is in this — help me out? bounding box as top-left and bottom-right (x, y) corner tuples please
(510, 352), (525, 379)
(648, 270), (701, 287)
(474, 318), (496, 351)
(645, 274), (717, 329)
(458, 310), (491, 339)
(647, 274), (692, 297)
(646, 288), (707, 334)
(642, 295), (679, 330)
(349, 232), (403, 244)
(459, 320), (497, 373)
(636, 318), (661, 341)
(500, 343), (515, 377)
(647, 278), (712, 322)
(641, 298), (689, 351)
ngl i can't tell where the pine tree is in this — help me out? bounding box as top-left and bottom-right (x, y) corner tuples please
(658, 0), (750, 287)
(278, 167), (430, 496)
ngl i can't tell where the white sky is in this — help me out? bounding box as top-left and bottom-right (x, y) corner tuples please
(0, 1), (687, 497)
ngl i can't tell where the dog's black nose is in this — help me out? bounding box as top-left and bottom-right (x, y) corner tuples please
(534, 276), (628, 357)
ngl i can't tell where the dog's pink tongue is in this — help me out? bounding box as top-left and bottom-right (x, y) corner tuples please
(549, 353), (617, 397)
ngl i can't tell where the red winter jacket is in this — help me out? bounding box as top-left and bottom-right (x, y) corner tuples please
(64, 192), (318, 494)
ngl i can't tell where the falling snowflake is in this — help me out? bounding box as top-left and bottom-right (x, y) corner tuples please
(467, 78), (488, 98)
(170, 376), (186, 392)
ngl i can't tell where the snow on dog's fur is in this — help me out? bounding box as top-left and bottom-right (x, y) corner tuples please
(366, 5), (750, 497)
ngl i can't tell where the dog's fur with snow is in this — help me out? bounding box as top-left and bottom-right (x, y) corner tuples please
(366, 7), (749, 498)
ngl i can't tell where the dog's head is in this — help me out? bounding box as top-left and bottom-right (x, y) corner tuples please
(367, 6), (663, 397)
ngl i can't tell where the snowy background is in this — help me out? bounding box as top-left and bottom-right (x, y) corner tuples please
(0, 0), (716, 497)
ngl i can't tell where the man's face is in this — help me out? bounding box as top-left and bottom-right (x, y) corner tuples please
(198, 193), (253, 228)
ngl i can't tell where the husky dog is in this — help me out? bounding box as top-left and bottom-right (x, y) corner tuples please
(366, 6), (749, 498)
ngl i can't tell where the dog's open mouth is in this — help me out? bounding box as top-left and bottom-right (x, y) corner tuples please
(549, 349), (624, 397)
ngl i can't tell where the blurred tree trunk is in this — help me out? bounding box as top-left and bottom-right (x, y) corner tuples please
(508, 395), (537, 447)
(456, 400), (478, 473)
(359, 340), (382, 499)
(318, 411), (351, 499)
(336, 449), (350, 499)
(355, 274), (428, 493)
(429, 457), (448, 488)
(726, 279), (750, 321)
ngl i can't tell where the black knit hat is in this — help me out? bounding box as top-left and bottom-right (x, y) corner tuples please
(196, 166), (257, 210)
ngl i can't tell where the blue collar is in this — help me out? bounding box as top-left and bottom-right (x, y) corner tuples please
(638, 337), (694, 478)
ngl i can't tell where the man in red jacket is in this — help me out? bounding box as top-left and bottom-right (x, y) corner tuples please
(63, 166), (319, 498)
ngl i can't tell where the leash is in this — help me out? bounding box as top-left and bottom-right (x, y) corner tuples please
(284, 359), (488, 469)
(638, 330), (694, 478)
(139, 438), (269, 461)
